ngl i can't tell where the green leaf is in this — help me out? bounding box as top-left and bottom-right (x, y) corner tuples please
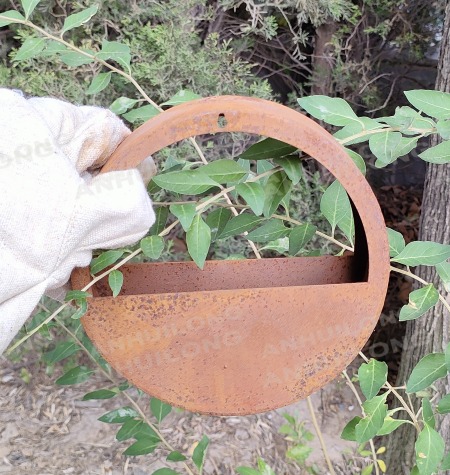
(153, 170), (217, 195)
(218, 213), (263, 239)
(399, 284), (439, 321)
(83, 389), (117, 401)
(122, 104), (160, 124)
(110, 97), (139, 115)
(201, 159), (247, 184)
(240, 138), (297, 161)
(170, 204), (196, 231)
(405, 90), (450, 119)
(337, 202), (355, 246)
(436, 261), (450, 292)
(354, 394), (388, 443)
(99, 407), (139, 424)
(406, 353), (447, 393)
(257, 458), (276, 475)
(320, 180), (354, 243)
(64, 290), (91, 301)
(135, 422), (159, 440)
(273, 156), (303, 184)
(289, 224), (317, 255)
(56, 366), (93, 385)
(20, 0), (41, 19)
(41, 40), (68, 56)
(256, 160), (275, 182)
(263, 171), (291, 217)
(60, 50), (94, 67)
(411, 466), (420, 475)
(150, 397), (172, 423)
(419, 140), (450, 164)
(446, 342), (450, 372)
(150, 207), (169, 236)
(286, 444), (312, 463)
(186, 215), (211, 269)
(236, 182), (265, 216)
(116, 419), (143, 441)
(161, 89), (201, 106)
(380, 106), (435, 134)
(236, 468), (260, 475)
(246, 219), (290, 243)
(13, 37), (46, 61)
(192, 435), (209, 470)
(345, 148), (366, 174)
(90, 250), (124, 274)
(436, 119), (450, 139)
(387, 228), (406, 257)
(152, 469), (180, 475)
(437, 394), (450, 414)
(206, 208), (232, 241)
(123, 437), (160, 456)
(298, 95), (360, 126)
(61, 6), (98, 34)
(0, 10), (25, 27)
(108, 270), (123, 298)
(415, 423), (445, 475)
(358, 359), (388, 400)
(442, 452), (450, 470)
(341, 416), (362, 441)
(369, 131), (418, 167)
(260, 237), (289, 253)
(422, 398), (435, 428)
(71, 298), (88, 320)
(361, 464), (374, 475)
(86, 72), (112, 95)
(97, 39), (131, 70)
(391, 241), (450, 267)
(43, 341), (80, 364)
(376, 417), (408, 436)
(141, 236), (165, 259)
(166, 451), (187, 462)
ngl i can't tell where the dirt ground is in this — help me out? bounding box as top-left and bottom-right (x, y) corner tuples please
(0, 349), (368, 475)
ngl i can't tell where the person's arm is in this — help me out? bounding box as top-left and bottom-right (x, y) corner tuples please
(0, 89), (156, 354)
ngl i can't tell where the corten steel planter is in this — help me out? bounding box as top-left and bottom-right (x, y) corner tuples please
(71, 96), (390, 416)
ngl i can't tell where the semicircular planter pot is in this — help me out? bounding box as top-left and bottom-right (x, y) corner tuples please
(71, 96), (390, 416)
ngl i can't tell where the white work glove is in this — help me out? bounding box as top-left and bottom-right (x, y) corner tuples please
(0, 89), (156, 355)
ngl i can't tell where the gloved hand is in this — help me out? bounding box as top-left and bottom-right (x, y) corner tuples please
(0, 89), (156, 355)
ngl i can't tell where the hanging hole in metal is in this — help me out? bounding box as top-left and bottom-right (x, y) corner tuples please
(217, 113), (227, 128)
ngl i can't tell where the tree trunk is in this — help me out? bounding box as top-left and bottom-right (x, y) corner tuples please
(311, 20), (337, 96)
(386, 2), (450, 473)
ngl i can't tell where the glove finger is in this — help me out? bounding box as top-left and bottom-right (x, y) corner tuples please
(137, 156), (157, 185)
(28, 97), (130, 174)
(72, 170), (156, 251)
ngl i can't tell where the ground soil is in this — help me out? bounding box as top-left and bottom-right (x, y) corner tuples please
(1, 353), (361, 475)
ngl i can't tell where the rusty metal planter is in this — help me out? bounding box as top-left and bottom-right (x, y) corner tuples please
(71, 96), (390, 416)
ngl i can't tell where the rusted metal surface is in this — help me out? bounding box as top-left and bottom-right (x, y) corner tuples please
(86, 255), (358, 297)
(71, 96), (390, 415)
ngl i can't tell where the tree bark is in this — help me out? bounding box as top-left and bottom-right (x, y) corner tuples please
(311, 20), (337, 96)
(386, 2), (450, 473)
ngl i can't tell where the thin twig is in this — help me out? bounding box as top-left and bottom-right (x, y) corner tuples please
(390, 265), (450, 314)
(306, 396), (337, 475)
